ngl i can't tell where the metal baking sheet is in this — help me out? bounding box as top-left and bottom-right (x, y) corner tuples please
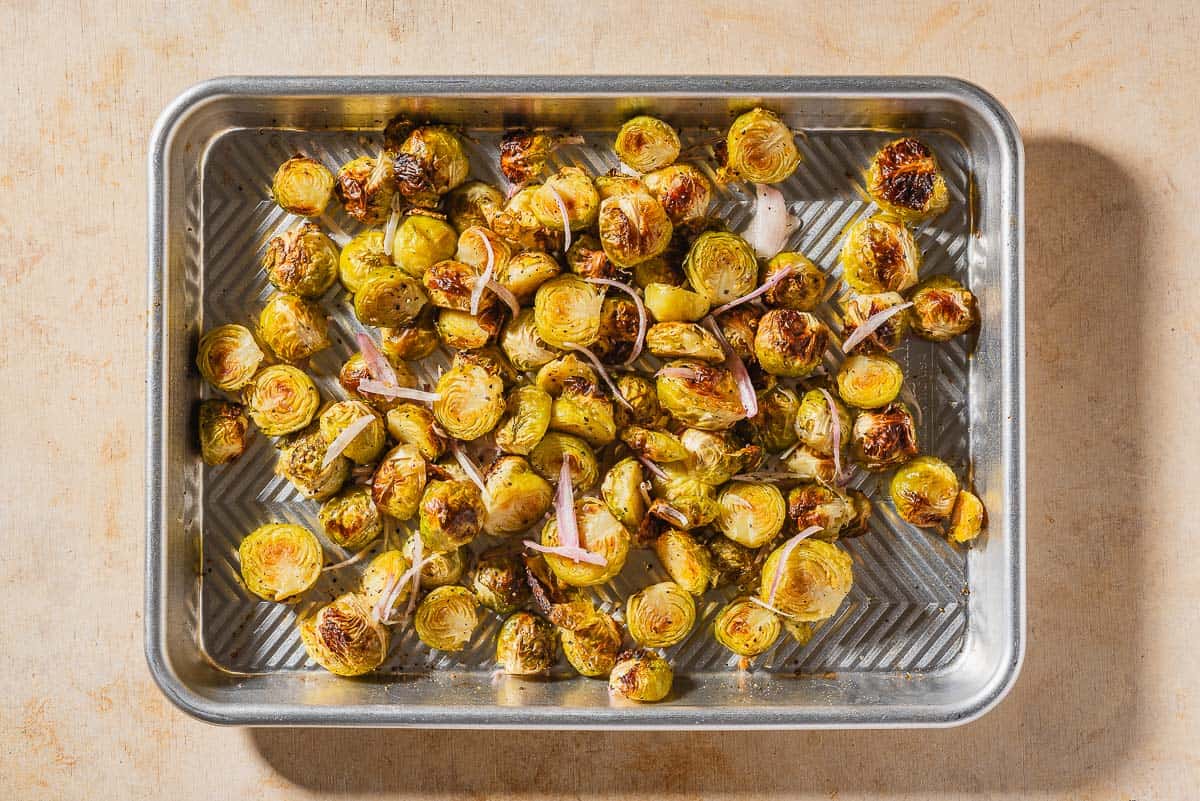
(146, 76), (1024, 728)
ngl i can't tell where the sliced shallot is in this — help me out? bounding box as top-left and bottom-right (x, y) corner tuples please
(744, 183), (801, 259)
(382, 195), (402, 255)
(766, 525), (822, 606)
(469, 228), (497, 316)
(635, 454), (668, 481)
(449, 439), (491, 503)
(485, 279), (521, 317)
(356, 332), (398, 386)
(840, 301), (914, 354)
(703, 316), (758, 419)
(656, 365), (700, 381)
(563, 343), (634, 411)
(555, 458), (580, 549)
(322, 541), (378, 572)
(522, 541), (608, 567)
(548, 184), (573, 252)
(710, 264), (794, 317)
(818, 388), (845, 485)
(586, 277), (647, 366)
(321, 414), (376, 468)
(356, 380), (441, 403)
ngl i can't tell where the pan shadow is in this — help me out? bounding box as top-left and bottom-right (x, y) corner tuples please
(248, 138), (1150, 796)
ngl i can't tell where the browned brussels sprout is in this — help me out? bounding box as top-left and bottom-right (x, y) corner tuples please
(909, 275), (979, 342)
(198, 399), (251, 465)
(866, 137), (949, 220)
(272, 155), (334, 217)
(196, 324), (264, 392)
(851, 403), (918, 470)
(753, 310), (828, 378)
(258, 292), (330, 362)
(723, 108), (800, 184)
(762, 252), (826, 311)
(841, 292), (912, 354)
(499, 129), (582, 185)
(262, 222), (339, 298)
(643, 164), (713, 225)
(334, 154), (396, 225)
(419, 479), (487, 552)
(890, 456), (960, 528)
(393, 126), (471, 206)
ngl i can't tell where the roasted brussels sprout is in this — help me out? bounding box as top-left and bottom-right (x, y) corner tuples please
(782, 444), (837, 484)
(422, 259), (487, 312)
(196, 323), (264, 392)
(392, 214), (458, 278)
(633, 256), (684, 288)
(717, 481), (787, 548)
(787, 483), (856, 538)
(653, 528), (715, 596)
(496, 612), (558, 675)
(643, 282), (710, 322)
(338, 352), (415, 414)
(794, 389), (851, 456)
(262, 222), (339, 298)
(199, 399), (251, 465)
(334, 154), (396, 225)
(531, 167), (599, 232)
(614, 116), (681, 172)
(494, 385), (553, 456)
(866, 137), (949, 220)
(588, 296), (637, 365)
(455, 224), (512, 272)
(724, 108), (800, 184)
(759, 538), (853, 621)
(561, 609), (622, 678)
(836, 354), (904, 409)
(949, 489), (985, 543)
(338, 230), (391, 294)
(319, 400), (385, 465)
(414, 585), (479, 651)
(682, 231), (758, 306)
(840, 214), (920, 294)
(714, 305), (762, 363)
(643, 164), (713, 225)
(707, 534), (757, 590)
(272, 155), (334, 216)
(613, 373), (668, 429)
(645, 321), (723, 363)
(714, 597), (781, 657)
(491, 186), (564, 252)
(762, 252), (826, 311)
(845, 489), (874, 538)
(565, 234), (616, 280)
(539, 497), (630, 587)
(753, 309), (828, 378)
(535, 353), (598, 396)
(626, 581), (696, 647)
(746, 385), (799, 452)
(851, 403), (918, 470)
(436, 307), (503, 350)
(243, 364), (320, 436)
(393, 126), (471, 206)
(598, 188), (674, 267)
(783, 617), (819, 646)
(275, 427), (350, 500)
(601, 457), (646, 530)
(319, 486), (383, 550)
(497, 251), (562, 303)
(384, 403), (446, 461)
(621, 425), (688, 463)
(890, 456), (960, 527)
(380, 310), (440, 362)
(470, 545), (532, 614)
(446, 180), (504, 233)
(909, 275), (979, 341)
(841, 291), (912, 354)
(609, 649), (673, 702)
(549, 377), (616, 446)
(680, 428), (760, 485)
(529, 432), (599, 491)
(402, 531), (466, 589)
(499, 129), (582, 185)
(500, 310), (559, 371)
(656, 360), (746, 430)
(534, 274), (604, 349)
(419, 479), (486, 552)
(483, 455), (554, 536)
(360, 549), (413, 617)
(238, 523), (322, 602)
(353, 268), (428, 328)
(371, 443), (427, 521)
(433, 361), (505, 441)
(300, 593), (388, 676)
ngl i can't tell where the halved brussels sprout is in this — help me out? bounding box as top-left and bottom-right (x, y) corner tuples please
(384, 403), (446, 461)
(393, 126), (471, 206)
(851, 402), (918, 470)
(392, 214), (458, 278)
(422, 259), (487, 311)
(433, 361), (505, 441)
(866, 137), (949, 220)
(539, 497), (630, 587)
(746, 385), (799, 452)
(496, 612), (558, 675)
(626, 581), (696, 647)
(841, 291), (912, 354)
(707, 534), (757, 590)
(837, 354), (904, 409)
(272, 156), (334, 216)
(620, 426), (687, 463)
(648, 482), (719, 531)
(446, 180), (504, 233)
(319, 400), (386, 465)
(436, 307), (503, 350)
(717, 481), (787, 548)
(491, 186), (564, 252)
(535, 353), (597, 396)
(498, 251), (562, 303)
(414, 585), (479, 651)
(949, 489), (985, 543)
(787, 484), (852, 538)
(319, 486), (383, 550)
(723, 108), (800, 184)
(633, 256), (684, 288)
(561, 609), (622, 678)
(380, 310), (440, 362)
(262, 223), (338, 298)
(598, 190), (674, 268)
(596, 173), (653, 201)
(840, 214), (920, 294)
(534, 274), (604, 349)
(714, 305), (762, 363)
(752, 310), (828, 378)
(300, 593), (388, 676)
(762, 252), (826, 311)
(794, 388), (851, 456)
(646, 321), (723, 363)
(243, 364), (319, 436)
(359, 549), (412, 617)
(680, 428), (761, 485)
(759, 538), (853, 621)
(593, 296), (640, 364)
(371, 443), (427, 521)
(683, 231), (758, 306)
(499, 129), (581, 185)
(455, 225), (512, 274)
(656, 359), (746, 430)
(196, 323), (264, 392)
(614, 116), (681, 172)
(494, 385), (553, 456)
(334, 154), (396, 225)
(402, 531), (466, 589)
(614, 374), (667, 429)
(483, 455), (554, 536)
(643, 282), (710, 322)
(714, 596), (781, 657)
(275, 427), (349, 500)
(354, 268), (428, 328)
(653, 528), (715, 596)
(199, 399), (251, 465)
(643, 164), (713, 225)
(238, 522), (322, 602)
(565, 234), (615, 281)
(419, 479), (486, 552)
(609, 649), (673, 702)
(529, 432), (599, 491)
(783, 444), (837, 484)
(500, 310), (559, 371)
(891, 456), (960, 527)
(549, 377), (615, 446)
(909, 275), (979, 342)
(601, 457), (646, 530)
(470, 544), (532, 614)
(338, 230), (391, 294)
(338, 352), (416, 414)
(531, 167), (599, 231)
(259, 292), (330, 362)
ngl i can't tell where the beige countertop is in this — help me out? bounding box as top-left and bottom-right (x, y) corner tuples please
(2, 1), (1197, 798)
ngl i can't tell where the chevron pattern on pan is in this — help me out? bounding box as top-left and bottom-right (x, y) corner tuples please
(191, 126), (974, 676)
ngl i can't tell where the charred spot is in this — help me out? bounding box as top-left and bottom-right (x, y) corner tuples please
(767, 310), (828, 362)
(393, 152), (432, 197)
(866, 227), (906, 282)
(872, 138), (937, 211)
(499, 130), (542, 184)
(317, 609), (357, 659)
(857, 404), (918, 468)
(424, 262), (474, 300)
